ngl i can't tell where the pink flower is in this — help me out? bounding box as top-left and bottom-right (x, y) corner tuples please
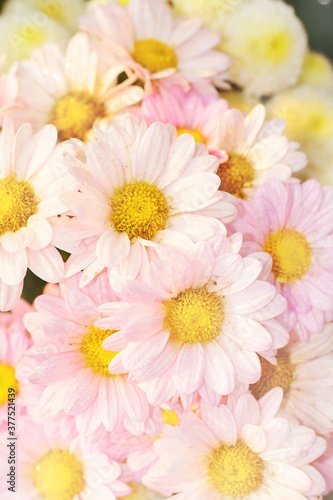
(80, 0), (230, 94)
(62, 117), (237, 290)
(231, 178), (333, 340)
(133, 86), (229, 160)
(96, 238), (288, 407)
(24, 271), (154, 436)
(314, 433), (333, 496)
(143, 389), (326, 498)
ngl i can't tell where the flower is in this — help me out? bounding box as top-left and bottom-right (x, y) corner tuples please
(143, 389), (326, 498)
(79, 0), (231, 93)
(216, 0), (307, 96)
(96, 238), (288, 407)
(250, 323), (333, 435)
(313, 433), (333, 496)
(0, 414), (131, 499)
(3, 0), (85, 33)
(0, 118), (68, 311)
(216, 104), (307, 199)
(0, 10), (70, 71)
(299, 51), (333, 90)
(10, 32), (143, 141)
(133, 86), (229, 160)
(172, 0), (229, 29)
(63, 116), (237, 289)
(24, 271), (153, 436)
(231, 179), (333, 340)
(266, 85), (333, 185)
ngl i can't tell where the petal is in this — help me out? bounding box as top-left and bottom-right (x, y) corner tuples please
(27, 245), (64, 283)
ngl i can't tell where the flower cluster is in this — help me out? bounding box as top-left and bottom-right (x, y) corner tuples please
(0, 0), (333, 499)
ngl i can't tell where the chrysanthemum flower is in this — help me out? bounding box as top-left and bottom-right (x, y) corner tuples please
(11, 32), (143, 141)
(215, 104), (307, 199)
(299, 51), (333, 90)
(24, 271), (153, 436)
(0, 10), (70, 71)
(231, 179), (333, 339)
(63, 117), (237, 288)
(250, 323), (333, 435)
(133, 86), (229, 160)
(143, 390), (326, 498)
(79, 0), (231, 93)
(0, 415), (131, 499)
(216, 0), (307, 96)
(96, 238), (288, 406)
(266, 85), (333, 185)
(3, 0), (85, 33)
(0, 118), (68, 311)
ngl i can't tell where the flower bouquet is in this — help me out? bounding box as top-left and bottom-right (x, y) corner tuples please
(0, 0), (333, 499)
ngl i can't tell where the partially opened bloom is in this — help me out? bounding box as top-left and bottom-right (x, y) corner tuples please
(11, 32), (143, 141)
(216, 104), (307, 199)
(143, 389), (326, 498)
(232, 179), (333, 339)
(0, 415), (131, 499)
(24, 271), (153, 436)
(80, 0), (231, 93)
(250, 323), (333, 435)
(134, 86), (229, 160)
(63, 117), (237, 289)
(0, 118), (68, 311)
(96, 238), (288, 407)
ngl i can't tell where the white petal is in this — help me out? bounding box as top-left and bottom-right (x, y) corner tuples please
(27, 246), (64, 283)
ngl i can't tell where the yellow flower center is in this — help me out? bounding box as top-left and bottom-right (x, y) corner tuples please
(48, 91), (106, 142)
(209, 440), (264, 497)
(0, 364), (20, 406)
(80, 326), (118, 377)
(162, 409), (179, 426)
(116, 0), (130, 4)
(263, 228), (312, 283)
(217, 153), (255, 199)
(164, 286), (224, 344)
(177, 127), (206, 143)
(32, 449), (85, 500)
(0, 177), (38, 236)
(248, 30), (292, 64)
(131, 38), (178, 74)
(250, 349), (295, 399)
(110, 181), (169, 241)
(300, 52), (333, 88)
(33, 0), (65, 22)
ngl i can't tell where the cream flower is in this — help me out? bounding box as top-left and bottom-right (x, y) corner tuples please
(299, 51), (333, 90)
(217, 0), (307, 96)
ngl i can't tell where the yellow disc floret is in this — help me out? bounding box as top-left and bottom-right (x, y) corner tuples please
(131, 39), (178, 74)
(209, 440), (264, 497)
(0, 177), (38, 236)
(0, 364), (20, 406)
(164, 286), (224, 344)
(177, 127), (206, 143)
(248, 30), (292, 65)
(217, 153), (255, 199)
(32, 449), (85, 500)
(263, 228), (312, 283)
(110, 181), (169, 241)
(80, 326), (118, 377)
(49, 91), (106, 142)
(250, 349), (295, 399)
(162, 409), (179, 427)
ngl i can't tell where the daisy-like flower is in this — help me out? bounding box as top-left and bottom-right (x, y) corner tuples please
(11, 32), (143, 142)
(3, 0), (85, 33)
(0, 414), (131, 499)
(299, 51), (333, 90)
(63, 117), (237, 289)
(0, 118), (69, 311)
(0, 10), (70, 71)
(79, 0), (231, 93)
(250, 323), (333, 435)
(133, 86), (229, 160)
(215, 104), (307, 199)
(24, 271), (153, 436)
(232, 179), (333, 340)
(216, 0), (307, 96)
(266, 85), (333, 185)
(96, 238), (288, 407)
(143, 389), (326, 499)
